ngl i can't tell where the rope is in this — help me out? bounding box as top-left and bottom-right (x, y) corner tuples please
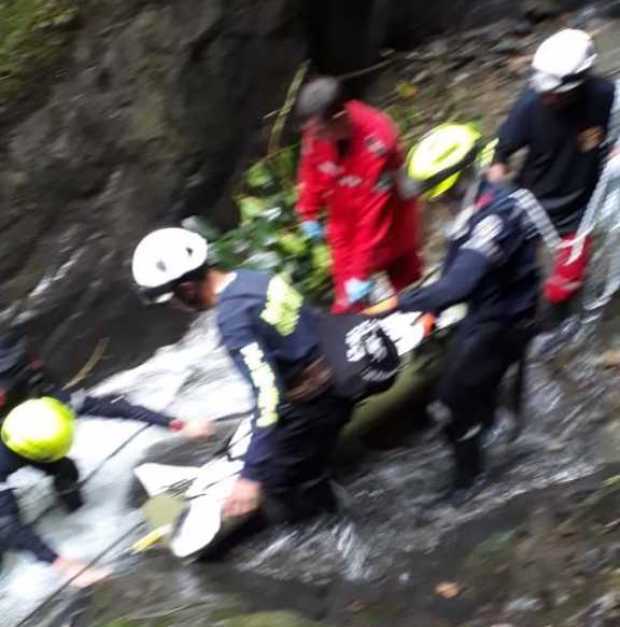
(62, 338), (109, 390)
(268, 61), (310, 156)
(336, 58), (393, 81)
(26, 423), (152, 527)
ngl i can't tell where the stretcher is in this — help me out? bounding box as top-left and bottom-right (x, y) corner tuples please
(132, 303), (466, 561)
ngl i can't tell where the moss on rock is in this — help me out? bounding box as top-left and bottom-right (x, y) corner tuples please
(0, 0), (79, 101)
(217, 611), (326, 627)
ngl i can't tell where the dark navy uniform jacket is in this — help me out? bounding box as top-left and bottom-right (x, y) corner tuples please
(400, 183), (540, 324)
(494, 77), (615, 234)
(0, 362), (173, 564)
(216, 270), (321, 483)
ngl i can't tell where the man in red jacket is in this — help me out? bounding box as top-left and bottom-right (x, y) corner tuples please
(296, 77), (423, 313)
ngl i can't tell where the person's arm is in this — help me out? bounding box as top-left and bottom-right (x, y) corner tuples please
(229, 341), (282, 484)
(400, 212), (508, 313)
(26, 361), (174, 428)
(488, 94), (531, 183)
(77, 393), (174, 427)
(0, 483), (59, 563)
(222, 338), (285, 519)
(399, 249), (489, 313)
(0, 449), (109, 587)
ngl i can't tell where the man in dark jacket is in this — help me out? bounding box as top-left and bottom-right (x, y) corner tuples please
(131, 228), (358, 524)
(488, 29), (617, 318)
(0, 330), (211, 587)
(489, 29), (616, 234)
(380, 126), (541, 503)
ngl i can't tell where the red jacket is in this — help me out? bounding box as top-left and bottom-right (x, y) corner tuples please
(297, 101), (422, 299)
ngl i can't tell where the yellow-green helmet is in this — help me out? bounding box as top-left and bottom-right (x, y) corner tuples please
(1, 397), (76, 463)
(407, 123), (483, 199)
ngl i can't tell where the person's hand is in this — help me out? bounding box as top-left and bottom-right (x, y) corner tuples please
(53, 557), (111, 588)
(345, 278), (374, 305)
(300, 220), (324, 241)
(420, 313), (437, 336)
(486, 163), (508, 183)
(170, 418), (215, 440)
(223, 478), (263, 519)
(363, 295), (399, 317)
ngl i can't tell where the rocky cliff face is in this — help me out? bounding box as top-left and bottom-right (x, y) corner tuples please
(1, 0), (306, 380)
(0, 0), (602, 381)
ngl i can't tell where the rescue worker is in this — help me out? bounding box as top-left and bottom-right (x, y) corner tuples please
(295, 76), (423, 313)
(383, 125), (540, 502)
(131, 228), (358, 525)
(488, 29), (618, 320)
(0, 330), (211, 587)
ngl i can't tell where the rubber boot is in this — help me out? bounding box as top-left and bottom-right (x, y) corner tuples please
(443, 427), (485, 507)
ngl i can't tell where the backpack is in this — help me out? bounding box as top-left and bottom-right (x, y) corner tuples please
(317, 313), (400, 402)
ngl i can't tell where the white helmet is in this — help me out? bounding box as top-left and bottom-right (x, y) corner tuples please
(132, 228), (208, 304)
(531, 29), (597, 94)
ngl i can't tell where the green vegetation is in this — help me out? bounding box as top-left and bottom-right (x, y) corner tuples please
(0, 0), (79, 100)
(199, 146), (333, 304)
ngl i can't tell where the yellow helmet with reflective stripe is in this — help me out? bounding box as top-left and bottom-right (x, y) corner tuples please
(1, 397), (76, 463)
(478, 138), (498, 170)
(407, 123), (482, 199)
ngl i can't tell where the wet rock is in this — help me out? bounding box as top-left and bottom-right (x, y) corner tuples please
(606, 542), (620, 565)
(492, 38), (522, 56)
(217, 610), (326, 627)
(522, 0), (562, 23)
(577, 592), (620, 627)
(512, 19), (533, 37)
(581, 547), (605, 576)
(599, 350), (620, 368)
(601, 423), (620, 465)
(507, 55), (533, 78)
(1, 0), (307, 382)
(412, 70), (432, 85)
(505, 596), (544, 612)
(604, 1), (620, 19)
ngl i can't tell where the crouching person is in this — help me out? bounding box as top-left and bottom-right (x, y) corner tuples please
(0, 331), (211, 586)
